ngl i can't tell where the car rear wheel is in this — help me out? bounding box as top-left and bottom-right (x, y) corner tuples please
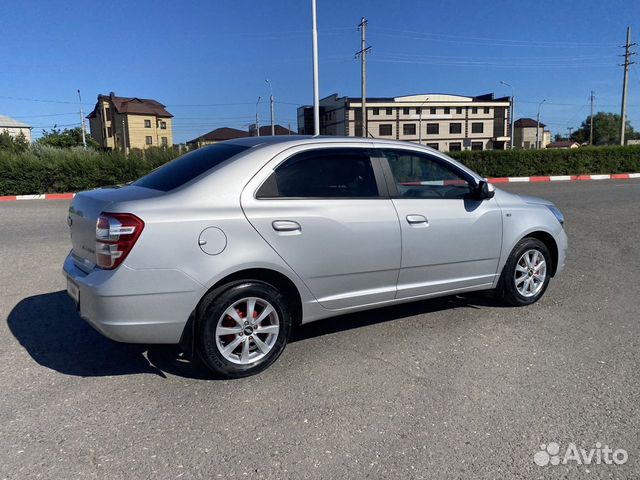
(196, 281), (292, 378)
(499, 237), (552, 306)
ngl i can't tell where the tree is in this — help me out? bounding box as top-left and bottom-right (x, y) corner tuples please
(570, 112), (640, 145)
(37, 126), (99, 149)
(0, 130), (29, 153)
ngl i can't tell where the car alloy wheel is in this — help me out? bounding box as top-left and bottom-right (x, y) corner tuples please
(215, 297), (280, 365)
(514, 249), (547, 298)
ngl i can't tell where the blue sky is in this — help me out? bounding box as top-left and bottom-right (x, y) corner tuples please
(1, 0), (638, 143)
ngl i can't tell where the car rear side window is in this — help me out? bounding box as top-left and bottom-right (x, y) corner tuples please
(257, 148), (379, 198)
(133, 144), (250, 191)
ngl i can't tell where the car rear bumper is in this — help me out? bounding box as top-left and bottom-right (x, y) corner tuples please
(63, 253), (203, 344)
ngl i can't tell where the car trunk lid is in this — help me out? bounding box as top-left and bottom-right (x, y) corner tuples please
(68, 185), (162, 271)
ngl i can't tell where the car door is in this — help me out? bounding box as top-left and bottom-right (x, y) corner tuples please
(241, 145), (401, 310)
(375, 147), (502, 299)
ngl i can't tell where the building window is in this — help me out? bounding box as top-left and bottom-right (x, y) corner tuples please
(471, 107), (478, 114)
(107, 127), (113, 138)
(471, 122), (484, 134)
(416, 107), (422, 115)
(105, 107), (112, 121)
(449, 123), (462, 134)
(430, 107), (436, 114)
(456, 107), (463, 114)
(403, 107), (410, 115)
(484, 107), (490, 114)
(386, 108), (393, 115)
(145, 136), (153, 145)
(372, 108), (379, 115)
(449, 142), (462, 151)
(144, 119), (152, 128)
(426, 143), (439, 150)
(379, 124), (393, 136)
(426, 123), (439, 135)
(471, 141), (483, 150)
(159, 121), (167, 130)
(403, 124), (416, 135)
(444, 107), (450, 114)
(161, 136), (168, 146)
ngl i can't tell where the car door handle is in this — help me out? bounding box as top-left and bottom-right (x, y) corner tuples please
(406, 214), (428, 226)
(272, 220), (302, 232)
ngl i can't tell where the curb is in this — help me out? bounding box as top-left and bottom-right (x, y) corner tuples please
(0, 173), (639, 202)
(487, 173), (640, 183)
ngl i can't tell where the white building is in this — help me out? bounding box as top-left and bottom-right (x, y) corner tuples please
(0, 115), (32, 143)
(297, 93), (511, 152)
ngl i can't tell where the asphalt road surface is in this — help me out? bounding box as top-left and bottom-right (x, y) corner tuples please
(1, 180), (639, 479)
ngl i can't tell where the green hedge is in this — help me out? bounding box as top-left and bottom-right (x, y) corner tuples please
(449, 145), (640, 178)
(0, 145), (178, 195)
(1, 144), (639, 196)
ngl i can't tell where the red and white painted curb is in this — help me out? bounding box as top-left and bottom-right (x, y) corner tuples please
(0, 173), (639, 202)
(487, 173), (640, 183)
(0, 193), (75, 202)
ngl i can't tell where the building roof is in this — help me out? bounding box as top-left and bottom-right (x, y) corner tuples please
(87, 93), (173, 118)
(514, 117), (546, 128)
(189, 127), (250, 143)
(0, 115), (31, 129)
(546, 140), (580, 148)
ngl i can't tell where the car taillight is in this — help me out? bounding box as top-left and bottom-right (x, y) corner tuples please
(95, 213), (144, 269)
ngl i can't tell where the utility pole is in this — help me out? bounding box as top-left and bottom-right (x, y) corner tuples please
(589, 90), (595, 146)
(266, 79), (275, 136)
(77, 89), (87, 149)
(255, 96), (261, 136)
(619, 27), (635, 145)
(356, 17), (371, 137)
(311, 0), (320, 136)
(536, 99), (546, 149)
(121, 118), (127, 153)
(418, 97), (429, 144)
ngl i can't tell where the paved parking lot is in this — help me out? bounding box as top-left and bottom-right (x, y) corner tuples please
(1, 179), (639, 479)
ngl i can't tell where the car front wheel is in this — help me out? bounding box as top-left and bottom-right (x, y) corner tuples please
(196, 281), (292, 378)
(499, 237), (553, 306)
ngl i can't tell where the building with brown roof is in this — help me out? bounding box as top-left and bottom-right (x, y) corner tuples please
(87, 92), (173, 150)
(187, 127), (250, 148)
(513, 117), (551, 149)
(187, 124), (295, 149)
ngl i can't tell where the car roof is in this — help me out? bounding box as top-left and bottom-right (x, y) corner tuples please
(226, 135), (434, 149)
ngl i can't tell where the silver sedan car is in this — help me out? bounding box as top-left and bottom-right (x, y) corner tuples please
(64, 136), (567, 378)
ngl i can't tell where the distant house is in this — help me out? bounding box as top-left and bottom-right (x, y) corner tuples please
(87, 92), (173, 150)
(546, 140), (580, 149)
(187, 127), (249, 148)
(514, 118), (550, 149)
(0, 115), (32, 142)
(188, 124), (296, 149)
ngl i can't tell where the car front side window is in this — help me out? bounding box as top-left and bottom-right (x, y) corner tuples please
(380, 149), (474, 199)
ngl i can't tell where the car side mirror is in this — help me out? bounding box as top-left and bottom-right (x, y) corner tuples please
(476, 180), (495, 199)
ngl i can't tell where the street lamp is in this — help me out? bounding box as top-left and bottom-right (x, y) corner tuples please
(265, 79), (275, 136)
(536, 99), (546, 149)
(255, 96), (261, 137)
(500, 81), (515, 149)
(418, 96), (429, 144)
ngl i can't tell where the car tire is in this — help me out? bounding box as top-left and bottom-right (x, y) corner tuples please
(196, 281), (292, 379)
(498, 237), (553, 306)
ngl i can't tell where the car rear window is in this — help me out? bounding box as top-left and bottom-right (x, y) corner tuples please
(133, 144), (250, 191)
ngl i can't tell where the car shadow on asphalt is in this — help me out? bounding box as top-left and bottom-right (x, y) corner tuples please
(7, 290), (507, 380)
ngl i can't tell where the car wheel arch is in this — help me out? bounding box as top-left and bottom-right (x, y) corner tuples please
(522, 231), (559, 277)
